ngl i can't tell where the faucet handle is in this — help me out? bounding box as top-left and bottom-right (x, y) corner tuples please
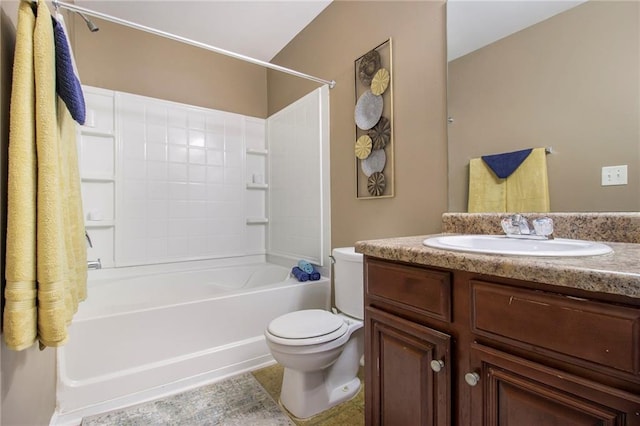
(501, 217), (520, 235)
(532, 217), (554, 237)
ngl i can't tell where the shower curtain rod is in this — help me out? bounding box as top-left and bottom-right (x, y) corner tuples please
(49, 0), (337, 89)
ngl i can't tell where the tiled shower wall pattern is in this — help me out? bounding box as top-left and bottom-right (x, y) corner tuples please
(80, 86), (267, 267)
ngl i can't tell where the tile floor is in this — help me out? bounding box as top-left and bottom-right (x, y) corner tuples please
(81, 363), (364, 425)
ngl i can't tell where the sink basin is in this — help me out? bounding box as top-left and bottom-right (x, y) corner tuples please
(423, 235), (613, 257)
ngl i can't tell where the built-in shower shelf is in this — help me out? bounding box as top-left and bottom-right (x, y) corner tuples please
(246, 218), (269, 225)
(246, 148), (268, 156)
(246, 183), (268, 190)
(79, 128), (115, 138)
(85, 220), (115, 228)
(81, 174), (115, 182)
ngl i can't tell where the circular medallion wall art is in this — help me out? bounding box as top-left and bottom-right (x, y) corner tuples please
(353, 39), (394, 199)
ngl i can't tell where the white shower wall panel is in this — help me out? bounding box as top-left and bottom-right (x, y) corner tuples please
(80, 87), (117, 267)
(80, 134), (114, 177)
(267, 86), (330, 266)
(80, 86), (327, 270)
(114, 92), (261, 266)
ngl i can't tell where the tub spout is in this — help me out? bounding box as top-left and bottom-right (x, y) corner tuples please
(88, 259), (102, 270)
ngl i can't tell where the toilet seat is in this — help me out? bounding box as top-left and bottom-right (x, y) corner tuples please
(267, 309), (348, 346)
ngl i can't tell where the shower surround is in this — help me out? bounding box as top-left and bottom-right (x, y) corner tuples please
(54, 86), (331, 424)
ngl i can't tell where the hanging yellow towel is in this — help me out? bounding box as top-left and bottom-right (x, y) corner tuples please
(34, 0), (87, 347)
(468, 158), (506, 213)
(506, 147), (550, 212)
(467, 147), (550, 213)
(57, 94), (88, 328)
(4, 0), (38, 351)
(4, 0), (87, 350)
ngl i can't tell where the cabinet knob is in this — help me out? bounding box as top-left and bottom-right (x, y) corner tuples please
(465, 372), (481, 386)
(430, 359), (445, 373)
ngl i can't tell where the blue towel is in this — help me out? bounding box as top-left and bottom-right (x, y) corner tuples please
(52, 18), (86, 124)
(291, 267), (309, 282)
(309, 271), (321, 281)
(481, 148), (533, 179)
(297, 260), (314, 274)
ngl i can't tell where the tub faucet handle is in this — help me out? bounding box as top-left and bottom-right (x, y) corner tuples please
(85, 230), (93, 248)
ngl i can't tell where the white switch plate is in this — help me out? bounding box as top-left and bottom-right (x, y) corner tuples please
(601, 165), (628, 186)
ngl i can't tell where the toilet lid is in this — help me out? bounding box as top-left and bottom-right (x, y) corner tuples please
(268, 309), (346, 340)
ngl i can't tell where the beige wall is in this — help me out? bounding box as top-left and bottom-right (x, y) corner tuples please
(268, 1), (448, 248)
(72, 15), (268, 118)
(1, 2), (57, 425)
(448, 1), (640, 212)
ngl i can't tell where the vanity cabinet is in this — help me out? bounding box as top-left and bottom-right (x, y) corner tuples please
(366, 307), (451, 425)
(469, 343), (640, 425)
(364, 256), (640, 425)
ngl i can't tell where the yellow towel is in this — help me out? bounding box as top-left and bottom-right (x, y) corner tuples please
(4, 0), (87, 350)
(34, 0), (87, 347)
(468, 158), (506, 213)
(506, 147), (550, 212)
(4, 0), (38, 351)
(468, 147), (550, 213)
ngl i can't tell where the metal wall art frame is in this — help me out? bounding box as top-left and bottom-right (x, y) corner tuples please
(354, 38), (394, 199)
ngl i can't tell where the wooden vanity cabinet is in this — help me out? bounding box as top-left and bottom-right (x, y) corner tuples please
(469, 343), (640, 425)
(364, 256), (640, 425)
(366, 306), (451, 426)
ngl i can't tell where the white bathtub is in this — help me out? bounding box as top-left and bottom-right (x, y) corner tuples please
(54, 258), (330, 425)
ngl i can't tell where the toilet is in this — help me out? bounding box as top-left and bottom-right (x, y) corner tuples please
(264, 247), (364, 419)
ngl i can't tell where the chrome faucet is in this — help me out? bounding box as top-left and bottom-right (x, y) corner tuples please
(501, 214), (554, 240)
(87, 259), (102, 270)
(85, 230), (102, 269)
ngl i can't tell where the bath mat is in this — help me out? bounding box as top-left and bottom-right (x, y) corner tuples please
(81, 373), (294, 426)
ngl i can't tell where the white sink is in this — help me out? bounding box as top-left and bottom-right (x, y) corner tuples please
(423, 235), (613, 257)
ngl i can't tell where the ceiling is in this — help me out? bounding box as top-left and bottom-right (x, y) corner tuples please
(447, 0), (586, 61)
(72, 1), (586, 65)
(74, 0), (332, 62)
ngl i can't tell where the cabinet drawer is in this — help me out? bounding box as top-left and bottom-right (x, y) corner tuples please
(471, 280), (640, 375)
(366, 259), (451, 322)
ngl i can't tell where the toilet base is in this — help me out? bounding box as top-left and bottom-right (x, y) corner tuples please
(280, 368), (361, 419)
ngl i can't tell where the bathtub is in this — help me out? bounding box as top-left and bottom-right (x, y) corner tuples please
(54, 257), (330, 425)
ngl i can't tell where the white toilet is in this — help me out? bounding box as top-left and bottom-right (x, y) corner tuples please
(264, 247), (364, 419)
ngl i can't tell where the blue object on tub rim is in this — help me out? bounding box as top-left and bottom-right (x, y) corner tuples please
(291, 267), (309, 282)
(297, 260), (314, 274)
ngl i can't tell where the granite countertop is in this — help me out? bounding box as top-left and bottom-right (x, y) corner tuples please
(355, 234), (640, 299)
(355, 234), (640, 300)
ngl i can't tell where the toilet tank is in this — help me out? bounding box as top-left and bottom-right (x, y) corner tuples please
(332, 247), (364, 320)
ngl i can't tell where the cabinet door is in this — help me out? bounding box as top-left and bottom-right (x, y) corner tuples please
(366, 307), (451, 426)
(468, 343), (640, 426)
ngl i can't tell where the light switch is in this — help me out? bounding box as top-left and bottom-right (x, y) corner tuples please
(601, 165), (628, 186)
